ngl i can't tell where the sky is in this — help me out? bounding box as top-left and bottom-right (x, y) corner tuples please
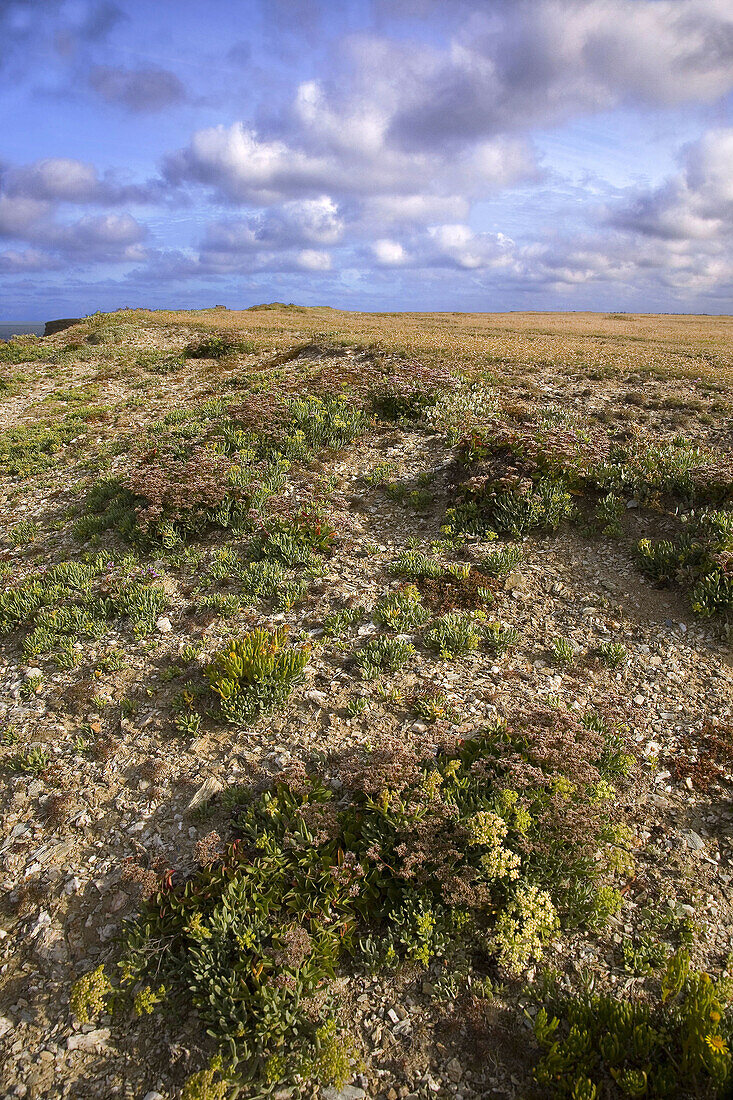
(0, 0), (731, 320)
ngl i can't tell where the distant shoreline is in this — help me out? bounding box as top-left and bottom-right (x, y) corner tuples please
(0, 323), (46, 342)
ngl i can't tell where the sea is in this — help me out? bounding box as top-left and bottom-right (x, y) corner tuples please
(0, 323), (46, 342)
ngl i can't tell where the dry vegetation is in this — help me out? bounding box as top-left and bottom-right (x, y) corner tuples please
(0, 306), (731, 1100)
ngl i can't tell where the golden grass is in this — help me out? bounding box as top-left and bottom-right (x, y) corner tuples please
(80, 306), (733, 389)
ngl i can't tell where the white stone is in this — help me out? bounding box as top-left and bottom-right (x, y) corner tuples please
(156, 616), (172, 633)
(187, 776), (223, 811)
(67, 1028), (110, 1053)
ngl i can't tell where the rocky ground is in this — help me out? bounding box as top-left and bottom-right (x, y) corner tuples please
(0, 309), (731, 1099)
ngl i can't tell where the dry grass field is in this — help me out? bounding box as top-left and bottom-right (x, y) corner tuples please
(0, 307), (731, 1100)
(127, 305), (733, 384)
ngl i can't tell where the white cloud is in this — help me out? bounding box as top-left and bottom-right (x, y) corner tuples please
(373, 239), (408, 265)
(387, 0), (733, 146)
(297, 248), (331, 270)
(610, 127), (733, 241)
(2, 156), (156, 205)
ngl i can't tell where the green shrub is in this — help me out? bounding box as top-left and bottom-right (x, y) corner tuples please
(115, 717), (633, 1092)
(374, 586), (430, 631)
(6, 745), (50, 775)
(206, 628), (311, 723)
(551, 637), (575, 668)
(410, 688), (455, 722)
(0, 412), (101, 478)
(532, 950), (732, 1097)
(6, 520), (40, 545)
(483, 621), (520, 657)
(596, 641), (628, 668)
(424, 612), (481, 659)
(594, 492), (625, 536)
(480, 545), (523, 576)
(0, 555), (169, 659)
(389, 550), (444, 579)
(354, 636), (415, 679)
(186, 335), (240, 359)
(446, 476), (574, 539)
(322, 606), (365, 638)
(70, 965), (112, 1024)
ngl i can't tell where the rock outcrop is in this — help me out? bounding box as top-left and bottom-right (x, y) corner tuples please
(44, 318), (81, 337)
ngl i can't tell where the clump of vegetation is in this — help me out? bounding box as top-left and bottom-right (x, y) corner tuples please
(637, 508), (733, 617)
(5, 745), (50, 775)
(550, 637), (576, 668)
(186, 335), (250, 359)
(70, 965), (112, 1024)
(594, 492), (626, 537)
(353, 636), (415, 679)
(424, 611), (482, 659)
(410, 688), (456, 722)
(206, 627), (311, 723)
(483, 621), (521, 657)
(389, 550), (445, 579)
(532, 950), (732, 1098)
(480, 545), (523, 576)
(322, 605), (366, 638)
(6, 520), (40, 545)
(368, 360), (455, 421)
(596, 641), (628, 668)
(0, 409), (110, 478)
(112, 711), (634, 1093)
(374, 586), (430, 631)
(445, 473), (574, 539)
(0, 556), (168, 665)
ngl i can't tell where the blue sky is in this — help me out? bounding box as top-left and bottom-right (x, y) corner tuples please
(1, 0), (731, 320)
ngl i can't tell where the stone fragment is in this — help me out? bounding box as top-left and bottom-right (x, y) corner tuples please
(187, 776), (223, 811)
(66, 1029), (111, 1053)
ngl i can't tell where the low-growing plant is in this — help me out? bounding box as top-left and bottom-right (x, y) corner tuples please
(276, 579), (308, 611)
(373, 586), (430, 631)
(19, 673), (44, 699)
(174, 712), (202, 736)
(206, 627), (311, 723)
(483, 621), (521, 657)
(596, 641), (628, 668)
(389, 550), (444, 579)
(551, 637), (576, 668)
(480, 545), (523, 576)
(199, 593), (242, 618)
(424, 612), (481, 659)
(532, 950), (732, 1097)
(411, 688), (456, 722)
(445, 475), (575, 539)
(7, 519), (40, 544)
(113, 713), (635, 1093)
(353, 636), (415, 679)
(70, 965), (112, 1024)
(6, 745), (50, 775)
(322, 606), (365, 638)
(594, 492), (625, 536)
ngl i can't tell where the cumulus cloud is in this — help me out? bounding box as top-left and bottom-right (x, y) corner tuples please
(164, 118), (536, 207)
(0, 186), (147, 263)
(386, 0), (733, 147)
(0, 248), (62, 273)
(0, 1), (125, 77)
(0, 195), (51, 238)
(373, 239), (408, 266)
(297, 248), (331, 270)
(1, 157), (154, 205)
(90, 65), (187, 112)
(609, 128), (733, 241)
